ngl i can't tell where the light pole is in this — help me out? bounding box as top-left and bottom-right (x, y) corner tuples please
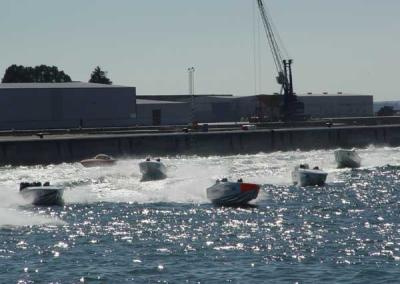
(188, 67), (195, 125)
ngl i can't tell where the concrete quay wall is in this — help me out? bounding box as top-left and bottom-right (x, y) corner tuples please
(1, 125), (400, 165)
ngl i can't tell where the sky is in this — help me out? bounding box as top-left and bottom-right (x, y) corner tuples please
(0, 0), (399, 101)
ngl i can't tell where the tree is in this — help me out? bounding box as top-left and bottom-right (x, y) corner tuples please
(1, 64), (72, 83)
(89, 66), (112, 85)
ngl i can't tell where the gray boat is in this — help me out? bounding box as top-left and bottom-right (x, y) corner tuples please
(292, 164), (328, 187)
(206, 178), (260, 206)
(334, 149), (361, 168)
(19, 182), (64, 206)
(139, 158), (167, 181)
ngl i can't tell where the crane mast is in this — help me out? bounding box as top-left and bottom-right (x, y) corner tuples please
(256, 0), (303, 120)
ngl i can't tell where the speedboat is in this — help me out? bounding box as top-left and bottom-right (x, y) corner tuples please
(19, 182), (64, 206)
(206, 178), (260, 206)
(80, 154), (116, 168)
(292, 164), (328, 187)
(334, 149), (361, 168)
(139, 158), (167, 181)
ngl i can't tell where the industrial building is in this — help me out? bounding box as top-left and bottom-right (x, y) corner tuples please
(0, 82), (375, 130)
(181, 96), (236, 123)
(298, 93), (374, 118)
(138, 93), (374, 122)
(136, 99), (190, 126)
(235, 93), (374, 120)
(0, 82), (136, 130)
(137, 95), (237, 123)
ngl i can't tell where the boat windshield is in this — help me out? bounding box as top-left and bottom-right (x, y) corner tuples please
(95, 154), (111, 160)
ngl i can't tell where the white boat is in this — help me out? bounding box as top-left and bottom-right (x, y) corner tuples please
(206, 178), (260, 206)
(292, 164), (328, 187)
(139, 158), (167, 181)
(80, 154), (116, 168)
(334, 149), (361, 168)
(19, 182), (64, 206)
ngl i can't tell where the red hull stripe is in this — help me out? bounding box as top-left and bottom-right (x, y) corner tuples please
(240, 183), (260, 192)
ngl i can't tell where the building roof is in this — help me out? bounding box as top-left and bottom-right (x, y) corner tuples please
(298, 93), (373, 97)
(0, 82), (133, 89)
(137, 99), (188, 105)
(136, 94), (233, 101)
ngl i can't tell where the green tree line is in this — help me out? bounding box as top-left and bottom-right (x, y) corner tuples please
(1, 65), (112, 85)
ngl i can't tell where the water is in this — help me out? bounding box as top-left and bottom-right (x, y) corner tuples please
(1, 147), (400, 283)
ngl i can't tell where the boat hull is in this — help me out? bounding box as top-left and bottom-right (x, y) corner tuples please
(292, 169), (327, 187)
(334, 149), (361, 168)
(207, 182), (260, 206)
(80, 159), (116, 168)
(139, 161), (167, 181)
(20, 187), (64, 206)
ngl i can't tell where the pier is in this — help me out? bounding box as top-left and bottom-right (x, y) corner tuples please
(0, 124), (399, 165)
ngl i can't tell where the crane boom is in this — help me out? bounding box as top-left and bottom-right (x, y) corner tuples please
(256, 0), (304, 120)
(256, 0), (284, 79)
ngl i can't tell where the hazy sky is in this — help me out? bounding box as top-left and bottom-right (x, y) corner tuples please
(0, 0), (399, 101)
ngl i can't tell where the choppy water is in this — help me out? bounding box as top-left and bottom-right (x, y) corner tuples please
(1, 147), (400, 283)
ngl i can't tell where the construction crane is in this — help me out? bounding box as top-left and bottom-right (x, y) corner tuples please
(256, 0), (304, 120)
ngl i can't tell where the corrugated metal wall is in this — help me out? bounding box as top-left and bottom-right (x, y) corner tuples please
(0, 86), (136, 130)
(136, 101), (191, 126)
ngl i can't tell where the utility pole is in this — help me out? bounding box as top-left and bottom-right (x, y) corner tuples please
(188, 67), (195, 125)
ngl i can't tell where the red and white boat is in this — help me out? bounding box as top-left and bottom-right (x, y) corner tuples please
(206, 178), (260, 206)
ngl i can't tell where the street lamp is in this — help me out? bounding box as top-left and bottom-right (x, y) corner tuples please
(188, 67), (195, 125)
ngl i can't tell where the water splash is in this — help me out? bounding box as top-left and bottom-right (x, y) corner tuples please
(0, 208), (65, 227)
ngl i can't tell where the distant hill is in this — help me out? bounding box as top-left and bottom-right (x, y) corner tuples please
(374, 101), (400, 112)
